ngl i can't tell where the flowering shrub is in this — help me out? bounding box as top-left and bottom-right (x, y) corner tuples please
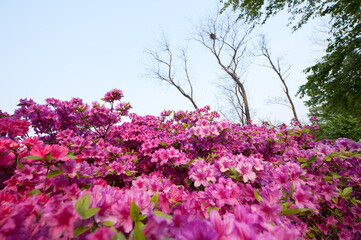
(0, 88), (360, 239)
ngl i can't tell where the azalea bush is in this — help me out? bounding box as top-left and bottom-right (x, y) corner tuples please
(0, 89), (360, 240)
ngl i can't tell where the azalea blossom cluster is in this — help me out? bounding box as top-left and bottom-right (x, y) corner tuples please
(0, 89), (360, 240)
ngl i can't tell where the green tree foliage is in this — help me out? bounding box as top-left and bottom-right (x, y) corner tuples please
(221, 0), (361, 139)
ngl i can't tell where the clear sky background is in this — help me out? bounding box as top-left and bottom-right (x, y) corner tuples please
(0, 1), (326, 124)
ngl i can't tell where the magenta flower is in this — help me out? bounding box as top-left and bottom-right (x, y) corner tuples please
(28, 145), (51, 160)
(257, 200), (282, 222)
(45, 202), (80, 239)
(292, 183), (316, 209)
(235, 161), (256, 183)
(103, 89), (123, 102)
(189, 159), (216, 187)
(209, 210), (235, 239)
(178, 220), (218, 240)
(86, 227), (114, 240)
(143, 214), (170, 240)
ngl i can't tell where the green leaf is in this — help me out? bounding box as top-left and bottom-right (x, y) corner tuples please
(281, 188), (287, 196)
(282, 207), (303, 215)
(331, 197), (338, 204)
(282, 207), (317, 215)
(75, 193), (91, 216)
(186, 179), (193, 186)
(297, 157), (307, 163)
(340, 148), (347, 154)
(228, 166), (238, 176)
(111, 231), (127, 240)
(130, 200), (141, 222)
(289, 182), (294, 195)
(329, 172), (342, 178)
(125, 170), (137, 176)
(65, 151), (77, 159)
(350, 198), (361, 206)
(17, 158), (24, 169)
(159, 141), (169, 147)
(46, 170), (64, 178)
(81, 183), (92, 190)
(74, 225), (90, 237)
(102, 221), (115, 226)
(154, 210), (173, 220)
(254, 189), (262, 203)
(24, 155), (43, 160)
(28, 189), (41, 196)
(81, 208), (100, 219)
(206, 206), (220, 215)
(134, 222), (145, 240)
(151, 192), (159, 209)
(308, 155), (317, 163)
(300, 163), (307, 168)
(343, 187), (353, 195)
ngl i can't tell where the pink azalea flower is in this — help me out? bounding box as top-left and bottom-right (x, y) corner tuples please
(50, 144), (71, 161)
(235, 161), (256, 183)
(28, 145), (51, 160)
(209, 210), (235, 239)
(86, 227), (114, 240)
(46, 202), (79, 239)
(143, 214), (170, 240)
(179, 220), (218, 240)
(257, 200), (282, 222)
(292, 184), (316, 209)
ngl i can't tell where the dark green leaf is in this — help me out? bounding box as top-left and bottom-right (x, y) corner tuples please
(282, 207), (317, 215)
(159, 141), (169, 147)
(206, 206), (220, 215)
(74, 225), (90, 237)
(343, 187), (353, 195)
(24, 155), (43, 160)
(46, 170), (64, 178)
(28, 189), (41, 196)
(308, 155), (317, 163)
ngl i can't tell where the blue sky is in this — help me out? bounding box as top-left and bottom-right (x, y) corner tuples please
(0, 1), (326, 124)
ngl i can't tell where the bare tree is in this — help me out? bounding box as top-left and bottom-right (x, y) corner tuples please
(194, 13), (252, 124)
(145, 35), (198, 109)
(217, 82), (247, 124)
(258, 35), (300, 124)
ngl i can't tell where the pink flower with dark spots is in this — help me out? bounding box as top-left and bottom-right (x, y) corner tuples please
(209, 210), (234, 239)
(50, 144), (71, 161)
(143, 215), (170, 240)
(168, 147), (180, 159)
(103, 89), (123, 102)
(235, 161), (256, 183)
(158, 149), (169, 165)
(86, 227), (114, 240)
(292, 184), (316, 209)
(28, 145), (51, 160)
(258, 200), (282, 222)
(325, 215), (338, 226)
(112, 204), (133, 233)
(179, 220), (218, 240)
(189, 159), (216, 187)
(46, 202), (79, 239)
